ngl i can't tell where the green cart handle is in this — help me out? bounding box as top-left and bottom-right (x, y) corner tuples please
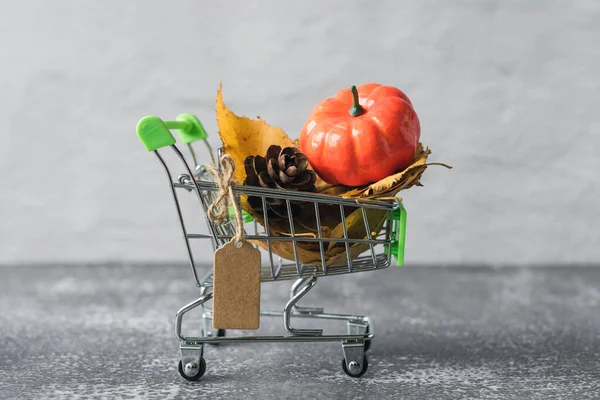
(386, 202), (407, 266)
(170, 114), (209, 144)
(136, 116), (176, 151)
(136, 113), (253, 224)
(137, 114), (208, 151)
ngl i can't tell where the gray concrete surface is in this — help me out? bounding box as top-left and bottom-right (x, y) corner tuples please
(1, 1), (600, 265)
(1, 264), (600, 399)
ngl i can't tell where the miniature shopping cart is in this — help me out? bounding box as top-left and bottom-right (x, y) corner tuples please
(136, 114), (407, 381)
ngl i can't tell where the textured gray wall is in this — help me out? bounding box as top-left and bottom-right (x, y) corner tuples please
(1, 0), (599, 265)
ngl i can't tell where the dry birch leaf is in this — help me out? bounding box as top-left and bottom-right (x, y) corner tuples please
(326, 207), (389, 251)
(337, 144), (453, 199)
(323, 208), (389, 266)
(251, 205), (391, 266)
(251, 240), (322, 265)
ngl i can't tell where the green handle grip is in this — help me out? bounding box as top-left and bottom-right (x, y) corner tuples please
(170, 114), (208, 144)
(387, 202), (407, 266)
(137, 114), (208, 151)
(136, 116), (176, 152)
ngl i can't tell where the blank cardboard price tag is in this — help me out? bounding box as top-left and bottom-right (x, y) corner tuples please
(212, 240), (261, 330)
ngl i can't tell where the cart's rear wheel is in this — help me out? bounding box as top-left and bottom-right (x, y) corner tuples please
(178, 358), (206, 381)
(342, 355), (368, 378)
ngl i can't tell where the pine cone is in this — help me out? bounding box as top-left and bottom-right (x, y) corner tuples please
(244, 145), (316, 220)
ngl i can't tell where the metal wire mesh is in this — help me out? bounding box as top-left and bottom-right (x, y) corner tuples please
(159, 145), (399, 286)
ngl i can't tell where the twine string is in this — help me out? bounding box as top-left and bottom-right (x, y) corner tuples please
(206, 154), (245, 245)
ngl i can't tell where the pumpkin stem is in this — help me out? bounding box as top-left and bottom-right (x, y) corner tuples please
(349, 85), (365, 117)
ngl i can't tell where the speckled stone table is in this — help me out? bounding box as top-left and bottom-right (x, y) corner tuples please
(1, 264), (599, 399)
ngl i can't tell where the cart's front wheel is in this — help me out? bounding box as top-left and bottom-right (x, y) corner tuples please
(178, 358), (206, 381)
(342, 355), (368, 378)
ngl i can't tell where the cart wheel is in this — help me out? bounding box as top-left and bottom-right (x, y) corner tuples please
(342, 355), (368, 378)
(178, 358), (206, 381)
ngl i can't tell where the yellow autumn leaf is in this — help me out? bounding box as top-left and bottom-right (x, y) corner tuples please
(215, 83), (341, 238)
(216, 82), (295, 185)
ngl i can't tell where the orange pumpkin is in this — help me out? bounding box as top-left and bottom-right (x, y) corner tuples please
(299, 83), (420, 186)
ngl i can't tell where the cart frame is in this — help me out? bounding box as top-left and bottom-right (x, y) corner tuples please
(136, 114), (408, 380)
